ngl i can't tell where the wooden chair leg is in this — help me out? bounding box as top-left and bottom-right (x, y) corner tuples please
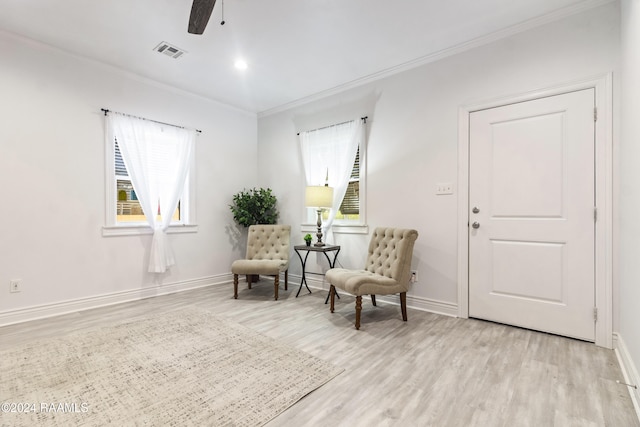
(371, 295), (377, 306)
(274, 275), (279, 301)
(400, 292), (408, 321)
(247, 274), (252, 289)
(284, 269), (288, 290)
(233, 274), (239, 299)
(355, 296), (362, 330)
(329, 285), (335, 313)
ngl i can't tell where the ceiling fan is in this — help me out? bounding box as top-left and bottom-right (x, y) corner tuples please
(188, 0), (224, 35)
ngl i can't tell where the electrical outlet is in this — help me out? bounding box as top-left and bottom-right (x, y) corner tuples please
(436, 182), (454, 195)
(9, 279), (22, 293)
(411, 270), (418, 283)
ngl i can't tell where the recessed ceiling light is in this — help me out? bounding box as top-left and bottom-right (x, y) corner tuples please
(234, 59), (248, 70)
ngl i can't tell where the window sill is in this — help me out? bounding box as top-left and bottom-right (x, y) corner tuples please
(301, 223), (368, 235)
(102, 224), (198, 237)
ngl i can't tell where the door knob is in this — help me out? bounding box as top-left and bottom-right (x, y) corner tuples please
(472, 207), (480, 214)
(472, 222), (480, 229)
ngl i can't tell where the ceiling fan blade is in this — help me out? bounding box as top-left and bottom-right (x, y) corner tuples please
(188, 0), (217, 35)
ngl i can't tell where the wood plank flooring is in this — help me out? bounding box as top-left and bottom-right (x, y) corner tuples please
(1, 280), (638, 426)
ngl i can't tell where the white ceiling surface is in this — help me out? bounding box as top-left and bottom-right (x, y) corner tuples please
(0, 0), (610, 114)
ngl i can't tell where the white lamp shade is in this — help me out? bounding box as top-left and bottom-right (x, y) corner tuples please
(305, 185), (334, 208)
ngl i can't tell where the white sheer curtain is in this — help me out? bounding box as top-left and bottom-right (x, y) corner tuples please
(299, 119), (363, 243)
(108, 113), (196, 273)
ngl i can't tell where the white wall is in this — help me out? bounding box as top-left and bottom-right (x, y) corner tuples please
(1, 3), (634, 382)
(0, 31), (257, 319)
(619, 0), (640, 401)
(258, 4), (620, 311)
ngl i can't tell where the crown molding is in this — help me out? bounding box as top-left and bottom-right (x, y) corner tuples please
(258, 0), (616, 118)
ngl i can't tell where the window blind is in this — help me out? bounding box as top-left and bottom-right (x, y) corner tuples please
(339, 147), (360, 215)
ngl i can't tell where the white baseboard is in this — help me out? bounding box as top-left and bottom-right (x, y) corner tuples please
(295, 274), (459, 317)
(1, 272), (459, 327)
(614, 332), (640, 420)
(0, 274), (231, 327)
(373, 294), (458, 317)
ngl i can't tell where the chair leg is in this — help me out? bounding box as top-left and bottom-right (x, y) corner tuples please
(371, 295), (376, 306)
(247, 274), (252, 289)
(400, 292), (408, 321)
(284, 269), (288, 290)
(274, 275), (279, 301)
(355, 296), (362, 330)
(329, 285), (336, 313)
(233, 274), (239, 299)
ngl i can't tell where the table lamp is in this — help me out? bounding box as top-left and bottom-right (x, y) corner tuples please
(305, 184), (334, 246)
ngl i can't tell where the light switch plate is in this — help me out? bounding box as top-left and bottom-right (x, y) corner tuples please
(436, 183), (454, 195)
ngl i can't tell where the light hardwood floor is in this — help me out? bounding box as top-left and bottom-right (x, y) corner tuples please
(2, 280), (638, 427)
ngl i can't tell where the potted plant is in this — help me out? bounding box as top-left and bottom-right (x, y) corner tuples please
(230, 188), (279, 284)
(304, 233), (313, 246)
(229, 188), (279, 227)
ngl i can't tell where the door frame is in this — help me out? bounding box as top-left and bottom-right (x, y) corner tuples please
(456, 74), (613, 348)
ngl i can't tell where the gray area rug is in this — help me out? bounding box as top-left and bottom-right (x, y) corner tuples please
(1, 308), (343, 426)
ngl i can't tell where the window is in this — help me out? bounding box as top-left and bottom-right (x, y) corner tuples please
(115, 139), (181, 224)
(300, 118), (367, 234)
(336, 147), (360, 221)
(318, 145), (366, 231)
(103, 115), (197, 237)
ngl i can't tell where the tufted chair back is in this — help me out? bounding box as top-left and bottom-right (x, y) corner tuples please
(364, 227), (418, 291)
(245, 224), (291, 262)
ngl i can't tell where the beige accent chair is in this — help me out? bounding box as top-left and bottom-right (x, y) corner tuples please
(232, 224), (291, 300)
(326, 227), (418, 329)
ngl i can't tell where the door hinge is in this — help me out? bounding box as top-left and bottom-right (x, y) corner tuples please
(594, 107), (598, 122)
(594, 207), (598, 222)
(594, 307), (598, 322)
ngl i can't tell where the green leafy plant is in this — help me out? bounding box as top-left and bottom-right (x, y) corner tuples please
(304, 233), (313, 243)
(229, 188), (279, 227)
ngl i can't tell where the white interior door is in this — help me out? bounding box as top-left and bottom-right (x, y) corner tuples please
(468, 88), (595, 341)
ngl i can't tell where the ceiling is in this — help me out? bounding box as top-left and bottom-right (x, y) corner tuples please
(0, 0), (608, 115)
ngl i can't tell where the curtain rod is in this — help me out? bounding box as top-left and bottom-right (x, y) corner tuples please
(296, 116), (368, 136)
(101, 108), (202, 133)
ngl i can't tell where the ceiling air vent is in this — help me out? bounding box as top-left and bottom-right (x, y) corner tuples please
(153, 42), (187, 59)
